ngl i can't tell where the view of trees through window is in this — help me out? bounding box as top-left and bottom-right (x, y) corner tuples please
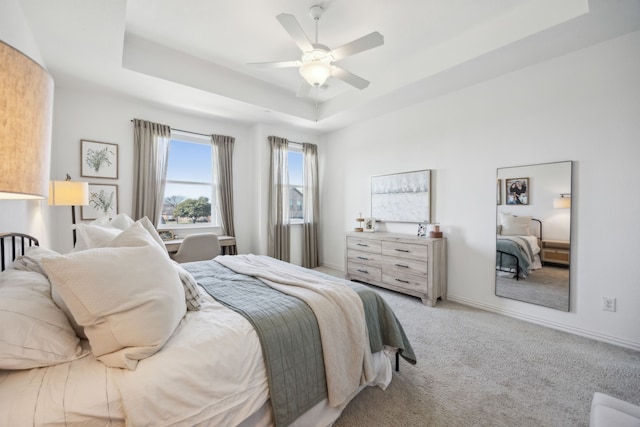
(161, 138), (216, 226)
(288, 149), (303, 221)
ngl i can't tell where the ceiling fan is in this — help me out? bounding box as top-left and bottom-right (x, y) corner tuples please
(249, 5), (384, 97)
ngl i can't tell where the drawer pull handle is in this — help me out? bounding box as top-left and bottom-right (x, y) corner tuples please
(357, 256), (369, 260)
(357, 269), (369, 274)
(395, 264), (409, 268)
(357, 243), (369, 247)
(395, 278), (410, 284)
(395, 249), (410, 253)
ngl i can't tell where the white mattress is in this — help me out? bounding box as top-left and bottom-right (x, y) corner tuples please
(0, 286), (391, 426)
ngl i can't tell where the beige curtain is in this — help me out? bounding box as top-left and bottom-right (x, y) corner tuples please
(268, 136), (290, 261)
(212, 134), (236, 254)
(132, 119), (171, 225)
(302, 143), (320, 268)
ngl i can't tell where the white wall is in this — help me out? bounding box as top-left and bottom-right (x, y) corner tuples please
(320, 30), (640, 350)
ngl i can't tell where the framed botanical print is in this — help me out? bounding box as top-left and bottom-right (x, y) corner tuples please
(82, 184), (118, 220)
(505, 178), (529, 205)
(81, 140), (118, 179)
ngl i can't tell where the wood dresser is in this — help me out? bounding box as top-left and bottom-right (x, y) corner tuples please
(345, 232), (447, 306)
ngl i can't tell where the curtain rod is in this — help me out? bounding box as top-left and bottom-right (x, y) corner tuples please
(130, 119), (211, 138)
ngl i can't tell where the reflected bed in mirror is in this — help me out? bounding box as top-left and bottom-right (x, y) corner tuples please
(496, 161), (572, 311)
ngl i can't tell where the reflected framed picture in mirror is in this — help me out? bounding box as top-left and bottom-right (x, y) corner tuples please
(497, 179), (502, 205)
(505, 177), (529, 205)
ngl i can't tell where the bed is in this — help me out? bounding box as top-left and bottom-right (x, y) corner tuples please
(496, 213), (542, 280)
(0, 217), (415, 427)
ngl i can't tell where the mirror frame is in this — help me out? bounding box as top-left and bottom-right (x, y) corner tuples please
(495, 161), (573, 311)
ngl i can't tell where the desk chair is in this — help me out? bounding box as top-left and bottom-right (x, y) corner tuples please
(170, 233), (221, 263)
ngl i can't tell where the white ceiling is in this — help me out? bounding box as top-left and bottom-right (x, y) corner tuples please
(18, 0), (640, 133)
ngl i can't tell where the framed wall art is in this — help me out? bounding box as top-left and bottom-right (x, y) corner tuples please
(505, 177), (529, 205)
(497, 179), (502, 205)
(82, 184), (118, 220)
(371, 169), (431, 223)
(81, 139), (118, 179)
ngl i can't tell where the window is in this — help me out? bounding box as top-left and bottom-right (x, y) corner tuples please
(160, 133), (217, 228)
(288, 147), (304, 223)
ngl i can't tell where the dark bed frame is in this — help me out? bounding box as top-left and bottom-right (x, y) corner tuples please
(496, 218), (541, 281)
(0, 232), (39, 271)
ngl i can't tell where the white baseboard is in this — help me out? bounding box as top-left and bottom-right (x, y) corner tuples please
(448, 294), (640, 352)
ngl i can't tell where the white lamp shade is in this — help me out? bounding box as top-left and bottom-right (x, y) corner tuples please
(553, 196), (571, 209)
(299, 61), (332, 86)
(0, 41), (54, 199)
(49, 181), (89, 206)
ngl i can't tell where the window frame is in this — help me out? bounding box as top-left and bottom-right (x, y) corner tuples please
(158, 131), (219, 230)
(288, 144), (304, 225)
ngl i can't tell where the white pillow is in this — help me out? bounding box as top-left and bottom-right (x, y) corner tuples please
(74, 223), (122, 251)
(12, 246), (60, 277)
(0, 269), (88, 369)
(108, 213), (135, 230)
(42, 222), (186, 370)
(501, 214), (532, 236)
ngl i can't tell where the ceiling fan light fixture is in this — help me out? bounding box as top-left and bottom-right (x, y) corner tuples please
(299, 60), (332, 86)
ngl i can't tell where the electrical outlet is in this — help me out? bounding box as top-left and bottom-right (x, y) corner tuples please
(602, 297), (616, 312)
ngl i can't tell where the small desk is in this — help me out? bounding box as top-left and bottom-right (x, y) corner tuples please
(164, 235), (236, 255)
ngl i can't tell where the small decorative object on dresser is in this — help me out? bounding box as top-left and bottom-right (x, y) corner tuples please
(429, 223), (442, 238)
(355, 212), (365, 232)
(363, 218), (376, 232)
(417, 222), (427, 237)
(345, 232), (447, 306)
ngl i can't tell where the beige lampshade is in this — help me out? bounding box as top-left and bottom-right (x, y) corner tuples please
(553, 195), (571, 209)
(49, 181), (89, 206)
(0, 41), (54, 199)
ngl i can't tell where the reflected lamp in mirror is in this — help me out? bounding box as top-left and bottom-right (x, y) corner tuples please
(0, 41), (54, 199)
(553, 193), (571, 209)
(49, 178), (89, 246)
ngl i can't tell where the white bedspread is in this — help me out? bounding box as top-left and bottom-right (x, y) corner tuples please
(215, 254), (375, 407)
(0, 269), (391, 427)
(0, 289), (269, 427)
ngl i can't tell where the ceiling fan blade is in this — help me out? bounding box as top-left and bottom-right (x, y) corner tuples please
(331, 66), (370, 90)
(247, 60), (301, 69)
(276, 13), (314, 52)
(296, 80), (312, 97)
(330, 32), (384, 61)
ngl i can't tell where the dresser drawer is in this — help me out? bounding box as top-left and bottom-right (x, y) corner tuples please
(347, 249), (382, 267)
(382, 270), (428, 294)
(381, 255), (428, 276)
(381, 240), (428, 261)
(347, 262), (382, 283)
(347, 236), (382, 254)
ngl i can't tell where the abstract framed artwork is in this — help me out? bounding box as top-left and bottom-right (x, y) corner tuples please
(82, 183), (118, 220)
(371, 170), (431, 223)
(81, 140), (118, 179)
(505, 177), (529, 205)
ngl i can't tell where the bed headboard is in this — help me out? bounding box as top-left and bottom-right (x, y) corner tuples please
(0, 233), (39, 271)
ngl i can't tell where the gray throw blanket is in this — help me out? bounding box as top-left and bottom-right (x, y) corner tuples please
(184, 259), (416, 427)
(496, 236), (535, 277)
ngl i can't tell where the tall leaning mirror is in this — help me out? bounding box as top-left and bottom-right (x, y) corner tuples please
(496, 161), (572, 311)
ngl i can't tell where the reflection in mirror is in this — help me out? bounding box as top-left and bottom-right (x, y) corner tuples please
(496, 161), (572, 311)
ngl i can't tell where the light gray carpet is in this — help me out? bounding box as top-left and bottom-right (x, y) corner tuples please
(314, 267), (640, 427)
(496, 266), (570, 311)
